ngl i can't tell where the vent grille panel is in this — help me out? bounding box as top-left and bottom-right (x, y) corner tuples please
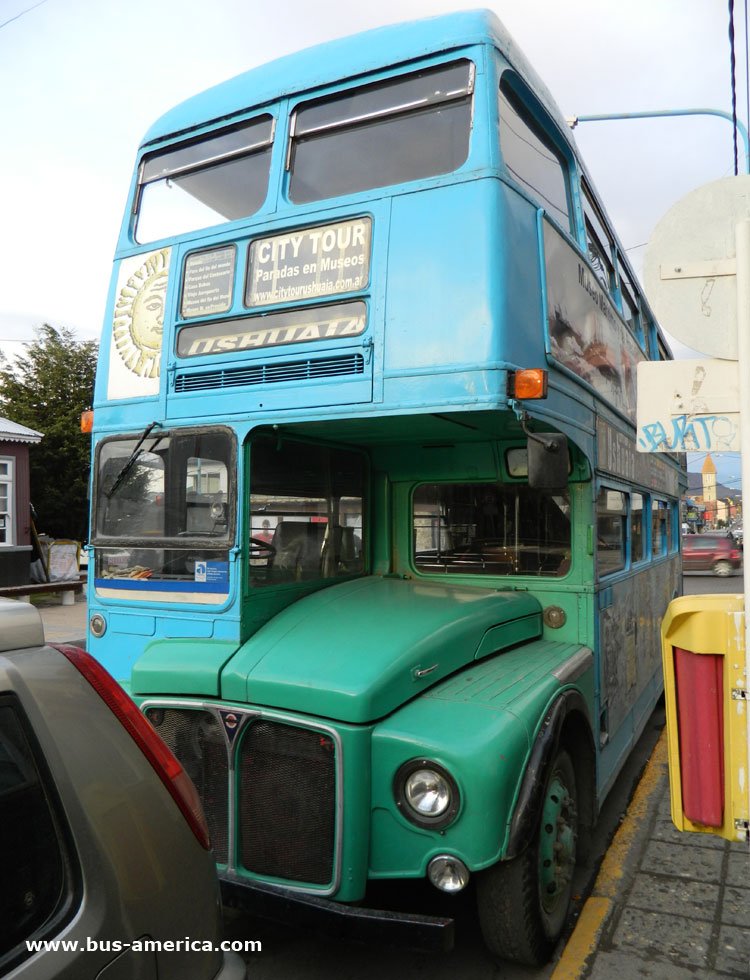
(174, 353), (364, 393)
(238, 720), (336, 884)
(145, 707), (229, 864)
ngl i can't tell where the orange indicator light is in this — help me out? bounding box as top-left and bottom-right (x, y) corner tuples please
(80, 410), (94, 433)
(512, 369), (548, 400)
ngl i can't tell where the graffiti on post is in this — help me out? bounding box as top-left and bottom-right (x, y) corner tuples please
(638, 413), (739, 452)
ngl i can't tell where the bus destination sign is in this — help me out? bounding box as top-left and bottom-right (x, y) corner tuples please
(176, 301), (367, 357)
(247, 217), (371, 307)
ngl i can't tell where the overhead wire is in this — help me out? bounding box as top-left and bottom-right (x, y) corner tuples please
(729, 0), (739, 176)
(0, 0), (50, 32)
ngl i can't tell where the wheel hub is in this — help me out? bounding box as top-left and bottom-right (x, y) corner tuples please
(539, 772), (576, 912)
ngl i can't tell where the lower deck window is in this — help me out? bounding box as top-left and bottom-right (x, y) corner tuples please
(249, 437), (366, 587)
(652, 499), (672, 556)
(413, 482), (571, 577)
(92, 427), (234, 595)
(630, 492), (645, 563)
(597, 488), (626, 575)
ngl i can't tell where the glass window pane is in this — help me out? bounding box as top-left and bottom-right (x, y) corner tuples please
(136, 149), (272, 243)
(413, 482), (571, 577)
(93, 429), (234, 593)
(0, 458), (12, 547)
(295, 61), (472, 135)
(631, 493), (645, 562)
(249, 438), (365, 586)
(617, 257), (641, 339)
(597, 488), (625, 575)
(499, 81), (571, 232)
(96, 429), (233, 543)
(0, 701), (67, 959)
(140, 117), (273, 183)
(289, 62), (472, 204)
(652, 499), (671, 556)
(582, 184), (615, 291)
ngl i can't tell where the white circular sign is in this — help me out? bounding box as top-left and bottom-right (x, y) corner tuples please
(644, 174), (750, 359)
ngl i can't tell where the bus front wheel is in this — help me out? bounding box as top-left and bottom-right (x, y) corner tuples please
(476, 749), (578, 967)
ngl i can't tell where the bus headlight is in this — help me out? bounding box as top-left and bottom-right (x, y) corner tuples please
(89, 613), (107, 638)
(394, 759), (460, 829)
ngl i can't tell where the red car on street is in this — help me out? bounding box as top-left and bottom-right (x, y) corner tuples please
(681, 534), (742, 577)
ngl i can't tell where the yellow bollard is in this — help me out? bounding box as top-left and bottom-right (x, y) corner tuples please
(661, 594), (749, 842)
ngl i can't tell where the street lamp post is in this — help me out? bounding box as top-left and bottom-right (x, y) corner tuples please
(568, 108), (750, 175)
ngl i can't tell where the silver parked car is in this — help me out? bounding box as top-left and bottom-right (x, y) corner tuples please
(0, 598), (246, 980)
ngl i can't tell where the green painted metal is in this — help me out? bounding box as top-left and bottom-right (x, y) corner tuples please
(474, 618), (542, 659)
(132, 639), (240, 696)
(221, 576), (542, 723)
(367, 639), (593, 879)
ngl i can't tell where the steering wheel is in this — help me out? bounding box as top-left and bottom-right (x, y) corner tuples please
(249, 537), (276, 560)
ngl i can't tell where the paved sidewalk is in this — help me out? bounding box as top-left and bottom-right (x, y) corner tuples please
(554, 734), (750, 979)
(33, 592), (87, 647)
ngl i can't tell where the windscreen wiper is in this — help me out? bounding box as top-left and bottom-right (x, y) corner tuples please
(105, 421), (162, 499)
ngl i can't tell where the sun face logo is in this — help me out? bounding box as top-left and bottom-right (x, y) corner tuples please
(112, 249), (170, 378)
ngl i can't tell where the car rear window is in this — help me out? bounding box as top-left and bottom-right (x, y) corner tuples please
(0, 696), (76, 971)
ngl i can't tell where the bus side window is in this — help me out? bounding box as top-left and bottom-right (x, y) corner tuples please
(652, 499), (671, 557)
(288, 60), (474, 205)
(615, 254), (643, 347)
(498, 76), (573, 235)
(630, 492), (645, 564)
(581, 181), (616, 294)
(596, 488), (626, 576)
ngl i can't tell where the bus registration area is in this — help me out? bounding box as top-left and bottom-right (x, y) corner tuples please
(639, 175), (750, 843)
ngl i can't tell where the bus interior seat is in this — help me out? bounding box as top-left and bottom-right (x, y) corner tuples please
(271, 522), (326, 579)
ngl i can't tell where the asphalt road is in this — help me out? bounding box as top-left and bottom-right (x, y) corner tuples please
(683, 567), (744, 594)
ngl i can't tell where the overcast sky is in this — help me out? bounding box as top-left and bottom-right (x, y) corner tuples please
(0, 0), (744, 486)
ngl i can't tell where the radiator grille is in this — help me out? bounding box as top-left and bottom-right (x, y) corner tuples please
(145, 707), (229, 864)
(238, 720), (336, 884)
(174, 353), (364, 393)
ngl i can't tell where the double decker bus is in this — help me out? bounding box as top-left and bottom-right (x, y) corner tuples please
(86, 10), (684, 965)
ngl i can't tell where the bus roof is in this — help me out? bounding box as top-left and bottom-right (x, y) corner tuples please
(140, 9), (565, 149)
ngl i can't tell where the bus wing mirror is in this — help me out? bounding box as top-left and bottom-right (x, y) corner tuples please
(527, 433), (569, 490)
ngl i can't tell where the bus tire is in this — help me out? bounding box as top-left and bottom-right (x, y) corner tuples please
(476, 749), (578, 967)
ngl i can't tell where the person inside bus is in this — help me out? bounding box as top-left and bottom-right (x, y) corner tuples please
(257, 519), (273, 544)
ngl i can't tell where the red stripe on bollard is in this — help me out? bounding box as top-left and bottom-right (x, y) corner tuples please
(673, 648), (724, 828)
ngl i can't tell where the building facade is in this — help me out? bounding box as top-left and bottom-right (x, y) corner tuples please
(0, 418), (43, 586)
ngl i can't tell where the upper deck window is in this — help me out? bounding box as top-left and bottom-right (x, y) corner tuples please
(288, 60), (473, 204)
(498, 78), (572, 233)
(616, 254), (641, 340)
(135, 116), (274, 244)
(581, 182), (615, 292)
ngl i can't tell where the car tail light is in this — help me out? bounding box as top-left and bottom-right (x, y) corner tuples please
(53, 644), (211, 850)
(730, 548), (741, 561)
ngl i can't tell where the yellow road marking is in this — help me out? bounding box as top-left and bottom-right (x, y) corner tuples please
(550, 731), (668, 979)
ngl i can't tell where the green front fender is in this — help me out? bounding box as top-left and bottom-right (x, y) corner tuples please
(367, 640), (594, 880)
(369, 697), (529, 878)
